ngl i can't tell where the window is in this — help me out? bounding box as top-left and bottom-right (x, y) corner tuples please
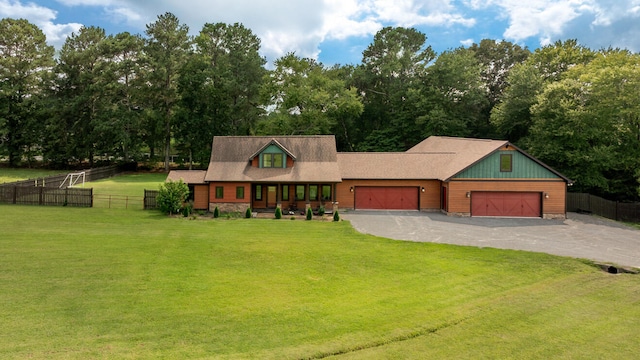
(500, 154), (513, 172)
(262, 153), (284, 168)
(322, 185), (332, 201)
(255, 185), (262, 200)
(273, 153), (283, 168)
(282, 185), (289, 201)
(309, 185), (318, 201)
(262, 153), (272, 168)
(236, 186), (244, 199)
(295, 185), (305, 201)
(215, 186), (224, 199)
(187, 185), (195, 201)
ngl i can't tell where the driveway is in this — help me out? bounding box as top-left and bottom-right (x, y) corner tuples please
(342, 211), (640, 268)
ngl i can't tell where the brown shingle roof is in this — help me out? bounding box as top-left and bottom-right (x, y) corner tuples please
(205, 136), (342, 183)
(339, 136), (512, 181)
(338, 153), (457, 179)
(166, 170), (207, 184)
(407, 136), (508, 180)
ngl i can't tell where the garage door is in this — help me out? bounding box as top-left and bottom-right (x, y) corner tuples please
(355, 187), (419, 210)
(471, 192), (541, 217)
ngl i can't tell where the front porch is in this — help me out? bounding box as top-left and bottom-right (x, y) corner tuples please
(251, 183), (339, 214)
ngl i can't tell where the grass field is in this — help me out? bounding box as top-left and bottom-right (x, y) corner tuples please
(87, 172), (167, 209)
(0, 168), (66, 184)
(1, 204), (639, 359)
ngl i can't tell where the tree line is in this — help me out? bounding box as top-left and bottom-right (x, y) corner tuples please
(1, 13), (639, 201)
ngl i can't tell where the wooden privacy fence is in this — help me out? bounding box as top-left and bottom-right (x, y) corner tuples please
(0, 186), (93, 207)
(567, 193), (640, 223)
(144, 190), (159, 210)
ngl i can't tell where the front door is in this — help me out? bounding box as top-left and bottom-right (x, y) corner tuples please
(267, 186), (277, 208)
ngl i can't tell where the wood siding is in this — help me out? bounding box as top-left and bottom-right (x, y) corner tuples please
(208, 182), (252, 204)
(455, 151), (560, 179)
(193, 184), (209, 210)
(336, 180), (441, 210)
(447, 180), (566, 216)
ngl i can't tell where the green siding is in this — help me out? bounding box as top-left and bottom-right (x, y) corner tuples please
(454, 151), (560, 179)
(259, 145), (286, 168)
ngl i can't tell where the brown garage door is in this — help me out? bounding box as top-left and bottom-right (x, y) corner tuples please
(355, 187), (419, 210)
(471, 192), (541, 217)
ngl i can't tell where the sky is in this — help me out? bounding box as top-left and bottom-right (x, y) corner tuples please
(2, 0), (640, 66)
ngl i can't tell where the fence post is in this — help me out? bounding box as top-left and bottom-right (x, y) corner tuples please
(90, 188), (93, 208)
(39, 187), (44, 205)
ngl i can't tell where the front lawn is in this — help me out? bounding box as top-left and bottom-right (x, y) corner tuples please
(0, 205), (638, 359)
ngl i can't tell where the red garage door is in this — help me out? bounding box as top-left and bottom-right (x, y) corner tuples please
(471, 192), (541, 217)
(355, 187), (419, 210)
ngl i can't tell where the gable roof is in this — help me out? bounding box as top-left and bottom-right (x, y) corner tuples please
(205, 135), (341, 183)
(342, 136), (571, 183)
(248, 138), (297, 161)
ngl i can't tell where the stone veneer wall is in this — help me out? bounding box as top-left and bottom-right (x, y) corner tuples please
(209, 202), (250, 213)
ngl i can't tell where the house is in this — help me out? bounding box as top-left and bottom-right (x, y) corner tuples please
(167, 135), (572, 219)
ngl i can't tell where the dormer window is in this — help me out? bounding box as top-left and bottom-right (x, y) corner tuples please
(262, 153), (283, 168)
(250, 139), (296, 169)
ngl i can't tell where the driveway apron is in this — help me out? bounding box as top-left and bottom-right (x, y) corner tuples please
(342, 211), (640, 268)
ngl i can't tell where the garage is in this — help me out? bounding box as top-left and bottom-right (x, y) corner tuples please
(471, 192), (541, 217)
(355, 187), (419, 210)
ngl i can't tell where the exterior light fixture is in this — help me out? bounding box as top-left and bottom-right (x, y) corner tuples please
(421, 187), (425, 193)
(544, 192), (549, 199)
(350, 187), (354, 192)
(466, 192), (471, 198)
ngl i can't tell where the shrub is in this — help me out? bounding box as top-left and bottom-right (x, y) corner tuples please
(333, 210), (340, 222)
(306, 207), (313, 220)
(213, 206), (220, 218)
(275, 207), (282, 219)
(182, 202), (193, 217)
(245, 207), (252, 219)
(157, 179), (190, 215)
(318, 206), (325, 216)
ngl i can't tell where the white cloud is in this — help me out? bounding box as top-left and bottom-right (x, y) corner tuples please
(115, 0), (476, 62)
(470, 0), (640, 51)
(460, 38), (474, 47)
(0, 0), (82, 47)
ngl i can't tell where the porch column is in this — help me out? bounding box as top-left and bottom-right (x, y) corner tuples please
(276, 183), (282, 209)
(305, 184), (311, 212)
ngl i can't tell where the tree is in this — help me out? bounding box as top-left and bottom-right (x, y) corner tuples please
(95, 32), (146, 162)
(491, 40), (595, 143)
(490, 63), (543, 143)
(469, 39), (530, 137)
(355, 27), (435, 151)
(418, 47), (488, 138)
(0, 18), (55, 166)
(144, 12), (191, 172)
(194, 22), (266, 135)
(526, 50), (640, 200)
(175, 23), (266, 167)
(157, 179), (190, 215)
(257, 53), (362, 136)
(48, 26), (107, 166)
(469, 39), (530, 107)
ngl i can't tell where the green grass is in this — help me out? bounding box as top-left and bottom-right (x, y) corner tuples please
(0, 168), (66, 184)
(89, 172), (167, 196)
(88, 172), (167, 209)
(1, 205), (638, 359)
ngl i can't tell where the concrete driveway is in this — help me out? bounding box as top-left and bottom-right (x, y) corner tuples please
(342, 211), (640, 268)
